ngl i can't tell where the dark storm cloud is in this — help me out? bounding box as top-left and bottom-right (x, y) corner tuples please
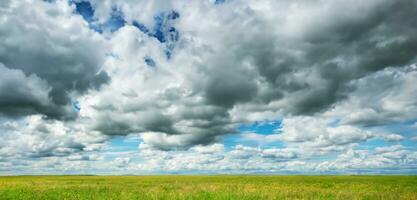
(0, 1), (109, 120)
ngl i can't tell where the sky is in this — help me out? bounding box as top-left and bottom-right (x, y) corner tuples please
(0, 0), (417, 175)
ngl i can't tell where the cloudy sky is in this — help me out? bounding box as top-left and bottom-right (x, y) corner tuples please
(1, 0), (417, 175)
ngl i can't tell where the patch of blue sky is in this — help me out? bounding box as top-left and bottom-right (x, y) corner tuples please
(72, 100), (81, 112)
(390, 120), (417, 135)
(72, 0), (94, 23)
(214, 0), (226, 5)
(368, 120), (417, 141)
(72, 1), (125, 33)
(344, 119), (417, 152)
(153, 14), (167, 43)
(238, 120), (282, 135)
(168, 11), (180, 20)
(98, 135), (145, 166)
(101, 8), (126, 33)
(221, 120), (283, 149)
(221, 134), (241, 150)
(357, 139), (397, 151)
(164, 45), (176, 59)
(132, 21), (149, 33)
(400, 139), (417, 151)
(168, 27), (180, 42)
(132, 10), (180, 59)
(152, 11), (180, 44)
(104, 136), (140, 153)
(328, 119), (341, 127)
(144, 56), (156, 68)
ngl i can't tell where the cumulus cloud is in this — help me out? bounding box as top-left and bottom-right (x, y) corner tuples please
(321, 145), (416, 172)
(326, 65), (417, 126)
(0, 0), (109, 119)
(70, 0), (417, 151)
(191, 143), (225, 154)
(383, 134), (404, 142)
(280, 116), (373, 148)
(0, 64), (51, 117)
(0, 115), (106, 159)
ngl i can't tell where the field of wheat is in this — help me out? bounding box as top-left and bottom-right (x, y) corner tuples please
(0, 175), (416, 199)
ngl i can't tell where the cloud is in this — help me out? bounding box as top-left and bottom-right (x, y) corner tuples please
(71, 0), (417, 151)
(1, 0), (417, 174)
(113, 157), (130, 168)
(129, 143), (415, 174)
(0, 115), (106, 159)
(315, 148), (412, 173)
(67, 154), (102, 161)
(240, 132), (281, 144)
(191, 143), (224, 154)
(383, 134), (404, 142)
(280, 116), (373, 147)
(0, 64), (52, 117)
(0, 0), (109, 119)
(261, 148), (297, 160)
(375, 145), (405, 154)
(326, 65), (417, 126)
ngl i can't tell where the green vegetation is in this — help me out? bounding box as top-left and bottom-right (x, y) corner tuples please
(0, 175), (416, 199)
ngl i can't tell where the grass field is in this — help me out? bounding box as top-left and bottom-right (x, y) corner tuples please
(0, 175), (416, 199)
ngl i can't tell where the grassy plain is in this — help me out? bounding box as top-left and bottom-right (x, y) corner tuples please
(0, 175), (416, 199)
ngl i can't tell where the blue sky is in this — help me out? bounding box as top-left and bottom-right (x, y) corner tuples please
(0, 0), (417, 175)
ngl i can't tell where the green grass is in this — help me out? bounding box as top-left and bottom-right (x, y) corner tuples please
(0, 175), (416, 199)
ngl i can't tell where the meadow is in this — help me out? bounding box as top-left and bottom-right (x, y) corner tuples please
(0, 175), (416, 199)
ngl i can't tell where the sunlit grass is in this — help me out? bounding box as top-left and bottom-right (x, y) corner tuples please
(0, 175), (416, 199)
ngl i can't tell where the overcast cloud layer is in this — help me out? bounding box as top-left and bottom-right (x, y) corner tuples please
(1, 0), (417, 174)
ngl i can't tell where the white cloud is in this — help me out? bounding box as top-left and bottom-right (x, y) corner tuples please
(191, 143), (224, 154)
(383, 134), (404, 142)
(326, 65), (417, 126)
(280, 116), (373, 148)
(0, 115), (106, 159)
(240, 132), (281, 143)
